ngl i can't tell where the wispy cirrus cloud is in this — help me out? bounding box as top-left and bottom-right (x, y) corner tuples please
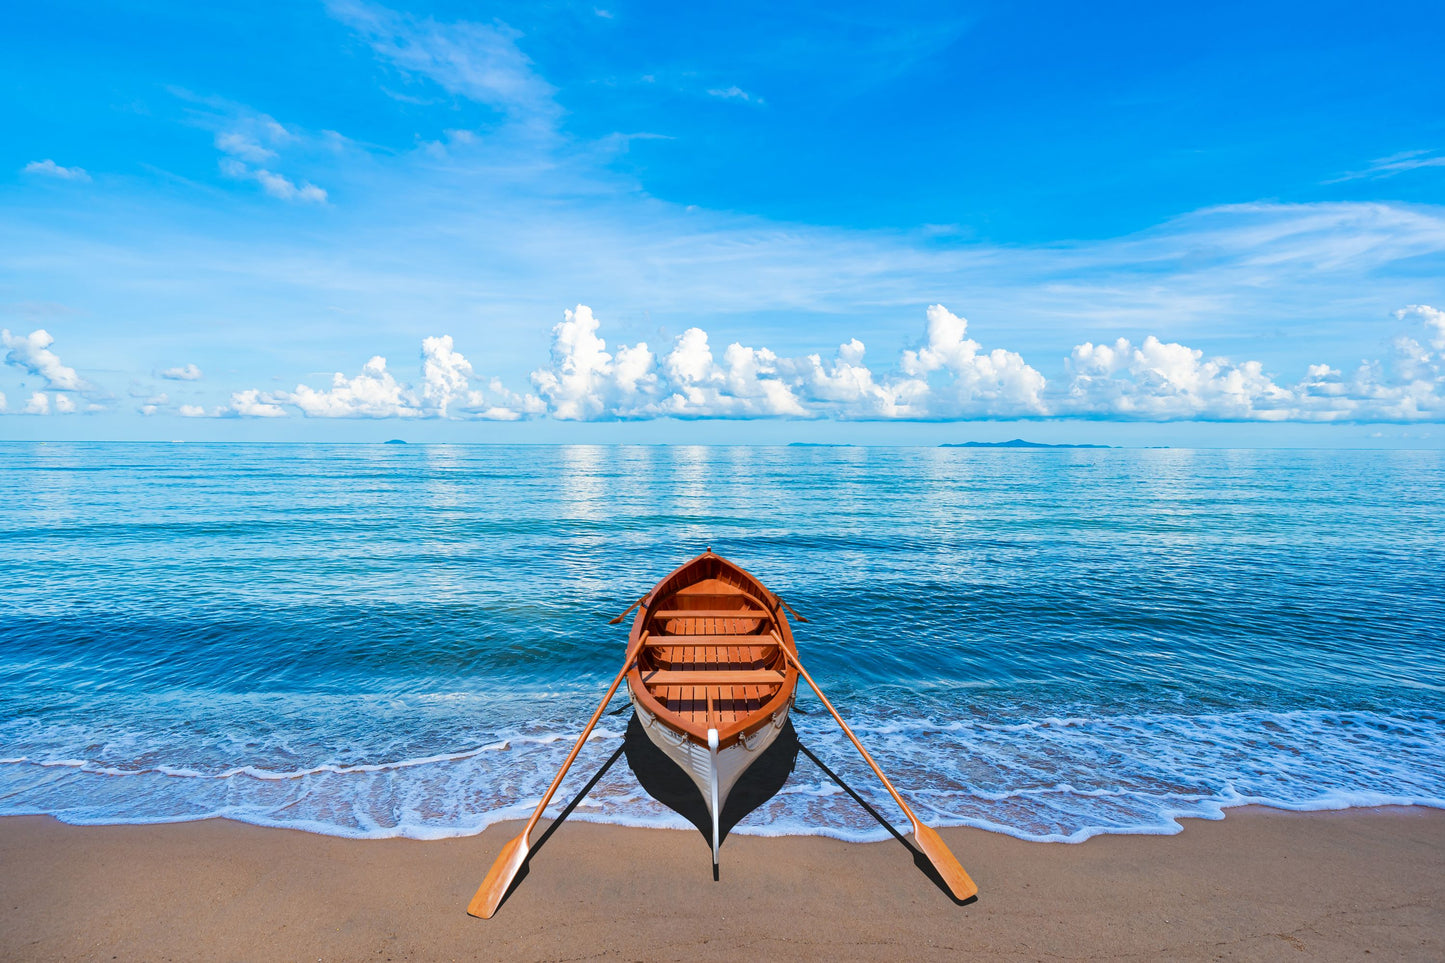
(1326, 150), (1445, 184)
(23, 159), (90, 182)
(327, 0), (560, 135)
(219, 159), (328, 203)
(214, 128), (281, 164)
(178, 95), (336, 203)
(707, 85), (763, 105)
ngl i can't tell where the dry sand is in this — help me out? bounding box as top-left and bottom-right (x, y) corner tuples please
(2, 807), (1442, 962)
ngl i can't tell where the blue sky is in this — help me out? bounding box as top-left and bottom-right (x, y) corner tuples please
(2, 0), (1444, 444)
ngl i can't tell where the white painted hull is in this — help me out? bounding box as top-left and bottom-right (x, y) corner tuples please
(631, 692), (792, 827)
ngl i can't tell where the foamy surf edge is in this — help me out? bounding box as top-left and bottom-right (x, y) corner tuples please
(4, 790), (1441, 845)
(3, 707), (1441, 844)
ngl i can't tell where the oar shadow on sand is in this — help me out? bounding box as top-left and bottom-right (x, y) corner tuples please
(624, 712), (973, 904)
(488, 741), (628, 914)
(794, 742), (976, 905)
(494, 710), (970, 910)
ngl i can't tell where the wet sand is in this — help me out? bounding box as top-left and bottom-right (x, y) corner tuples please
(2, 807), (1442, 961)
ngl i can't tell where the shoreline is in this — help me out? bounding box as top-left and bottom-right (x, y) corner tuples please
(7, 796), (1443, 844)
(5, 806), (1441, 961)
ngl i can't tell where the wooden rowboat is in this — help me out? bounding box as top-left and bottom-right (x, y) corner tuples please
(466, 549), (978, 918)
(624, 549), (799, 870)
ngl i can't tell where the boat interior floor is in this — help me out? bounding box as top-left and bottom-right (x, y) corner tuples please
(638, 579), (786, 727)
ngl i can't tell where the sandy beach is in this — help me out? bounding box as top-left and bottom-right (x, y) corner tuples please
(3, 806), (1441, 961)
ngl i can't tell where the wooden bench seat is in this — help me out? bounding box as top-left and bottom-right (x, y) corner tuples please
(639, 669), (786, 687)
(644, 633), (772, 645)
(649, 609), (769, 619)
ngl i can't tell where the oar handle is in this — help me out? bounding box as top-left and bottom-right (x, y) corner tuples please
(520, 654), (637, 842)
(779, 643), (920, 832)
(608, 597), (645, 625)
(775, 595), (809, 623)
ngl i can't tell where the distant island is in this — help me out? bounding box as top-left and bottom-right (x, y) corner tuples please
(384, 439), (408, 445)
(940, 439), (1113, 449)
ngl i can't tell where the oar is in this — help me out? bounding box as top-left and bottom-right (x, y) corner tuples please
(467, 654), (638, 918)
(774, 595), (809, 623)
(779, 642), (978, 901)
(607, 597), (645, 625)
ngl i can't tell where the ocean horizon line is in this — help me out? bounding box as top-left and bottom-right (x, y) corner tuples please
(3, 438), (1444, 452)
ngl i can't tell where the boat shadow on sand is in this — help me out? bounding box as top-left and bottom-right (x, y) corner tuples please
(519, 710), (970, 905)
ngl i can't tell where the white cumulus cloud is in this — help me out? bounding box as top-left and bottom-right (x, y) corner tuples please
(1064, 336), (1295, 421)
(788, 339), (914, 418)
(529, 303), (1044, 421)
(224, 335), (543, 419)
(2, 328), (85, 390)
(225, 389), (288, 418)
(652, 329), (807, 418)
(160, 363), (203, 381)
(530, 305), (656, 419)
(898, 305), (1049, 417)
(418, 334), (543, 420)
(289, 355), (414, 417)
(1063, 305), (1445, 422)
(1396, 304), (1445, 352)
(137, 303), (1445, 425)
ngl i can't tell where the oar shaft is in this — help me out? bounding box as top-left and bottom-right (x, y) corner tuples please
(469, 651), (640, 919)
(775, 595), (809, 623)
(780, 645), (920, 831)
(519, 656), (636, 842)
(607, 597), (645, 624)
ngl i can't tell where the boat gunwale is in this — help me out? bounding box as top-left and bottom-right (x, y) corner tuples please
(625, 550), (798, 749)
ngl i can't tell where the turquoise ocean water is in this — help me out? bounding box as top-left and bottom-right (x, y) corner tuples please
(1, 443), (1441, 842)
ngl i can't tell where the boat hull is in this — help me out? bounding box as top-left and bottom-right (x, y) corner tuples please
(631, 689), (793, 823)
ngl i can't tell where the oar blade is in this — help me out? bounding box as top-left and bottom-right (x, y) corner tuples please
(912, 822), (977, 901)
(466, 833), (529, 919)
